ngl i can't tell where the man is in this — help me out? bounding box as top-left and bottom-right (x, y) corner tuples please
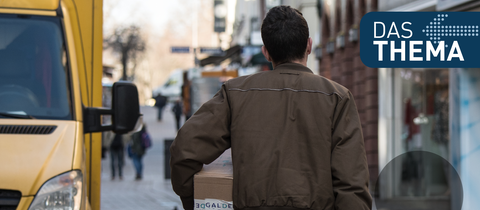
(181, 72), (192, 121)
(172, 100), (183, 131)
(170, 5), (371, 210)
(129, 124), (150, 180)
(110, 133), (124, 180)
(154, 93), (167, 121)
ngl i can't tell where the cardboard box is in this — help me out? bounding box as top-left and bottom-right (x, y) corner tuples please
(194, 149), (233, 210)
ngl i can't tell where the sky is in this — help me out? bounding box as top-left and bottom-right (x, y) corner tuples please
(103, 0), (187, 36)
(103, 0), (238, 100)
(104, 0), (237, 37)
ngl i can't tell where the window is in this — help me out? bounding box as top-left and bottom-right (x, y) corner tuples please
(0, 15), (72, 120)
(394, 68), (450, 197)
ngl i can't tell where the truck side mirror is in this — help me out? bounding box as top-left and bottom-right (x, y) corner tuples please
(111, 81), (142, 134)
(83, 81), (142, 134)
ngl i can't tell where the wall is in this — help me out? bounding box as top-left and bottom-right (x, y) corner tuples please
(450, 68), (480, 210)
(378, 0), (419, 11)
(231, 0), (262, 46)
(320, 0), (379, 183)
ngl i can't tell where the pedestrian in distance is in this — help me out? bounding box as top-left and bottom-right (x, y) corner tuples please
(170, 5), (371, 210)
(109, 133), (124, 180)
(181, 73), (192, 122)
(172, 100), (183, 131)
(128, 124), (152, 180)
(154, 93), (168, 121)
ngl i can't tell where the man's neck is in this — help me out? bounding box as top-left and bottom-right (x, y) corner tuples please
(272, 58), (307, 68)
(291, 59), (308, 67)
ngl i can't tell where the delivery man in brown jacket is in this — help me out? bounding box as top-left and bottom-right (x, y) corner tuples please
(170, 5), (372, 210)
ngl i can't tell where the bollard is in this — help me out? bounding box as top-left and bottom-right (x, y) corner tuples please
(164, 139), (174, 179)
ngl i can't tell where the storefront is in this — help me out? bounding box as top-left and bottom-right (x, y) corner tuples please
(378, 68), (453, 208)
(449, 68), (480, 210)
(375, 1), (480, 209)
(378, 67), (480, 209)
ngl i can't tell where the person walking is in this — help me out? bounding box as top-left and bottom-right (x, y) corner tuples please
(154, 93), (167, 121)
(181, 72), (192, 122)
(109, 133), (124, 180)
(172, 100), (183, 131)
(170, 5), (371, 210)
(129, 124), (151, 180)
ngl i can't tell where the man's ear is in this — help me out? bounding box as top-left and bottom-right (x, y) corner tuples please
(306, 37), (313, 55)
(262, 46), (272, 62)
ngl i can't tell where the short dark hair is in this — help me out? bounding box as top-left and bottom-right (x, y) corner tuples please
(261, 6), (309, 64)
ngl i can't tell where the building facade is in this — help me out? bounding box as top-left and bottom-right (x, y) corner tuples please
(231, 0), (321, 74)
(377, 0), (480, 209)
(319, 0), (379, 185)
(231, 0), (480, 209)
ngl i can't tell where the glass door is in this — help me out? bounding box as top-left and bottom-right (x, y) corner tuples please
(393, 68), (450, 198)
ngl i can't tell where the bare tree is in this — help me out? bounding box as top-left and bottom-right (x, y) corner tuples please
(104, 25), (146, 81)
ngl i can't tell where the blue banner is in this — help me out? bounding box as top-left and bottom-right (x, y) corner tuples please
(171, 46), (190, 53)
(200, 47), (224, 55)
(360, 12), (480, 68)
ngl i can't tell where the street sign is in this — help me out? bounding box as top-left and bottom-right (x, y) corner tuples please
(171, 46), (190, 53)
(200, 47), (224, 55)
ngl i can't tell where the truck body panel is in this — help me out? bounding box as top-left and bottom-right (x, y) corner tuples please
(0, 8), (55, 16)
(0, 0), (59, 10)
(16, 197), (34, 210)
(0, 0), (105, 209)
(0, 121), (76, 195)
(61, 1), (104, 208)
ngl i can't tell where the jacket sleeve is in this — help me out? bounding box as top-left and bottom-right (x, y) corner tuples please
(331, 91), (372, 210)
(170, 84), (232, 210)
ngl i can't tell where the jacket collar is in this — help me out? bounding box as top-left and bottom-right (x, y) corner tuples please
(273, 62), (313, 74)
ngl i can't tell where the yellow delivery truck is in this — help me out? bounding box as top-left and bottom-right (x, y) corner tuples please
(0, 0), (141, 209)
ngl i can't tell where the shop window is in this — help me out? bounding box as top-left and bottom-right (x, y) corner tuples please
(378, 68), (451, 207)
(397, 68), (450, 196)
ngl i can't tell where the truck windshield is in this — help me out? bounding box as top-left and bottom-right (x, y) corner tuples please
(0, 15), (72, 120)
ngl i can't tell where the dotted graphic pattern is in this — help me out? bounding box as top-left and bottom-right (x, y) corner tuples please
(422, 14), (479, 47)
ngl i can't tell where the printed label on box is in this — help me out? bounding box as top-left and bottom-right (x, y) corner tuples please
(194, 199), (233, 210)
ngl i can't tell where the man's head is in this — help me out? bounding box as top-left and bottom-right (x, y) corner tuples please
(261, 6), (312, 66)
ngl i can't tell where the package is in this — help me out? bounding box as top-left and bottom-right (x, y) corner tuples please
(194, 149), (233, 210)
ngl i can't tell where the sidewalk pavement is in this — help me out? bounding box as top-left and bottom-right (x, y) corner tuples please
(101, 105), (183, 210)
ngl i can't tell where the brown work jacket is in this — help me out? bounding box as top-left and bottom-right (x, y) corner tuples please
(170, 63), (372, 210)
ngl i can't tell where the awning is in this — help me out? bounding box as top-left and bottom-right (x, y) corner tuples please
(200, 45), (242, 67)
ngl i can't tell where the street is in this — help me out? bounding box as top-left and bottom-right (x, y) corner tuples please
(101, 105), (182, 210)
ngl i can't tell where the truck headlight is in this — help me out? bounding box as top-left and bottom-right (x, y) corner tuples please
(28, 170), (83, 210)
